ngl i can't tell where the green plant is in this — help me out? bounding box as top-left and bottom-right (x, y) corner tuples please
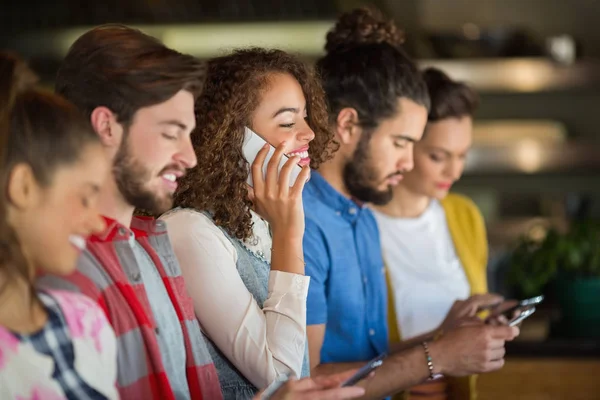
(507, 220), (600, 297)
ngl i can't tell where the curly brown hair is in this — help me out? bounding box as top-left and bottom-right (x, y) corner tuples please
(174, 48), (334, 241)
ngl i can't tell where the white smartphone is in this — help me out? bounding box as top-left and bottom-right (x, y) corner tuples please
(242, 127), (303, 187)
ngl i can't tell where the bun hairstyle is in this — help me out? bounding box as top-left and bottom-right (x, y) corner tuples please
(422, 67), (479, 122)
(324, 6), (404, 53)
(0, 52), (98, 294)
(317, 7), (429, 138)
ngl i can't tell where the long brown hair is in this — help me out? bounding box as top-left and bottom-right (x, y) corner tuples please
(0, 52), (98, 296)
(175, 48), (334, 241)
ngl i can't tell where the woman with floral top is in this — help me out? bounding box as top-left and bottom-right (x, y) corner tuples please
(0, 52), (117, 400)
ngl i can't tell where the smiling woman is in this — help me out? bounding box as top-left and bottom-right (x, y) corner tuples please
(0, 52), (117, 399)
(160, 48), (333, 399)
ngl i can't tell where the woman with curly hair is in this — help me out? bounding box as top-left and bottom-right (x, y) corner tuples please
(161, 48), (334, 399)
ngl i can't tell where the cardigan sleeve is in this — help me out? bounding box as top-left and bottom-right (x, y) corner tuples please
(442, 193), (489, 294)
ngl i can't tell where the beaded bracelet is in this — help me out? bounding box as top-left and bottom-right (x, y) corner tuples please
(421, 341), (435, 380)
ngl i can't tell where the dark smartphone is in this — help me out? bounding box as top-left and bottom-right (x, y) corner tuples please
(499, 295), (544, 318)
(341, 354), (386, 387)
(486, 295), (544, 324)
(508, 306), (536, 327)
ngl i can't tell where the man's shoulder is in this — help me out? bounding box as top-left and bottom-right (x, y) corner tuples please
(37, 247), (116, 296)
(303, 189), (337, 225)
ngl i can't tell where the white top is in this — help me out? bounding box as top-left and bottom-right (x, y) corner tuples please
(373, 199), (470, 339)
(161, 209), (310, 389)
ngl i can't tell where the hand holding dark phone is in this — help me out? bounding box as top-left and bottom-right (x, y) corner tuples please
(341, 354), (386, 387)
(508, 306), (536, 327)
(486, 295), (544, 324)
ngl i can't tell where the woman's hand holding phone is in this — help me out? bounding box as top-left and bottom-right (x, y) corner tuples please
(249, 141), (311, 275)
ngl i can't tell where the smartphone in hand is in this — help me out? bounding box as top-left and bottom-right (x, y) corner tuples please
(242, 127), (302, 187)
(486, 295), (543, 326)
(495, 295), (544, 319)
(341, 354), (386, 387)
(508, 306), (536, 327)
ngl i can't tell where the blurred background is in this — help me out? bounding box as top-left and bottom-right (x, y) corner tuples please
(3, 0), (600, 397)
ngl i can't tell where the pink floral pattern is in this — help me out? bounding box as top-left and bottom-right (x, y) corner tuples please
(0, 328), (19, 369)
(16, 386), (65, 400)
(0, 290), (118, 400)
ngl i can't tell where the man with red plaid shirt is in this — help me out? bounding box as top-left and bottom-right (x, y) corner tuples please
(38, 24), (222, 400)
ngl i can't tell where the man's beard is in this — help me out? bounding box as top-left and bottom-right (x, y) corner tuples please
(113, 139), (173, 215)
(342, 136), (401, 206)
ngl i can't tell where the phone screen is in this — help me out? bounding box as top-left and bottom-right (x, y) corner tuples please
(242, 127), (302, 187)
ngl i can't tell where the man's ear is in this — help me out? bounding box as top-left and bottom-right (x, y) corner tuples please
(335, 108), (360, 145)
(6, 164), (40, 210)
(90, 106), (124, 150)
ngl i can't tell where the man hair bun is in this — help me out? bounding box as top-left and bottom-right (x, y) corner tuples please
(325, 7), (405, 54)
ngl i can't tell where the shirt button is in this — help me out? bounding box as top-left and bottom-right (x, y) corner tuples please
(257, 250), (264, 258)
(335, 211), (341, 216)
(348, 207), (357, 215)
(132, 272), (141, 282)
(118, 227), (127, 235)
(363, 276), (368, 284)
(369, 329), (375, 336)
(155, 327), (160, 335)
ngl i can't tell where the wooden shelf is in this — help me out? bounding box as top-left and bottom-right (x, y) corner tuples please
(419, 58), (600, 93)
(463, 141), (600, 175)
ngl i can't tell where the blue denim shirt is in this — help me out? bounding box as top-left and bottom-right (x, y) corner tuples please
(303, 171), (388, 363)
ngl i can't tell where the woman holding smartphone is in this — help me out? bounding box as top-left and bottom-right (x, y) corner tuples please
(161, 48), (333, 399)
(0, 53), (117, 399)
(372, 68), (493, 400)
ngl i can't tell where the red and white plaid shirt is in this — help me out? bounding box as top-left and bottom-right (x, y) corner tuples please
(39, 216), (223, 400)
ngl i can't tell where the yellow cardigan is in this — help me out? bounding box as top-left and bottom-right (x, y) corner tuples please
(386, 193), (489, 400)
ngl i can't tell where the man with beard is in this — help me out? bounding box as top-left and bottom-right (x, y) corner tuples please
(38, 25), (223, 400)
(302, 8), (519, 399)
